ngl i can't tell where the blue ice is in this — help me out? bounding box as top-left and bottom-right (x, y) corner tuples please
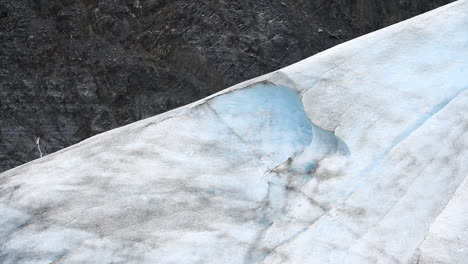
(208, 82), (313, 165)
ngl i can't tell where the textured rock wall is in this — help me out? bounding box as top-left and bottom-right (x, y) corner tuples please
(0, 0), (454, 172)
(332, 0), (454, 30)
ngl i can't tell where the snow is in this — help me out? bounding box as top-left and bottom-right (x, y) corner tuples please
(1, 1), (468, 263)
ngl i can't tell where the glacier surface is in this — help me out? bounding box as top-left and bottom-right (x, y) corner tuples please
(1, 1), (468, 263)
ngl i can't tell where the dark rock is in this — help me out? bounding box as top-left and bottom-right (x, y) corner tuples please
(0, 0), (454, 172)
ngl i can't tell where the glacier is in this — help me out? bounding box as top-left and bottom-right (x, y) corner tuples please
(1, 1), (468, 263)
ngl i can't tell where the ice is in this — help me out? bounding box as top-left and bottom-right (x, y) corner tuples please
(1, 1), (468, 263)
(208, 82), (313, 164)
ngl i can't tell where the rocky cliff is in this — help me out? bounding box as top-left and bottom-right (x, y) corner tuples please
(0, 0), (453, 171)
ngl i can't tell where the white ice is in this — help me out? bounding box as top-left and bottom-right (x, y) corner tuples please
(1, 1), (468, 263)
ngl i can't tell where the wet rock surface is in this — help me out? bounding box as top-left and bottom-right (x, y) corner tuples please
(0, 0), (453, 172)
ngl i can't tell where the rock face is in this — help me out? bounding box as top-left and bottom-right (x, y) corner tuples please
(1, 1), (468, 263)
(0, 0), (454, 172)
